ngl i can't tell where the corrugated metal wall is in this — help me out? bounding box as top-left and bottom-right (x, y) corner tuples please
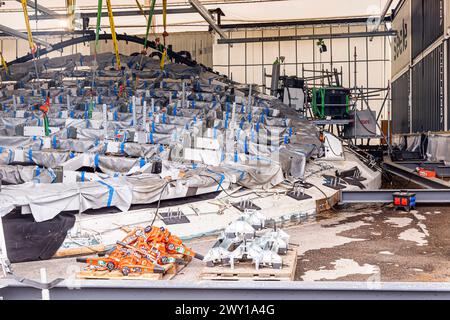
(392, 70), (410, 134)
(411, 44), (444, 133)
(411, 0), (444, 59)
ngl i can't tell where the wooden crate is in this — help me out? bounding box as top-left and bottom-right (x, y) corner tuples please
(76, 254), (192, 281)
(200, 248), (297, 281)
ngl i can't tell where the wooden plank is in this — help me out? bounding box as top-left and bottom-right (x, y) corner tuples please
(201, 248), (297, 281)
(53, 245), (106, 258)
(76, 269), (163, 280)
(76, 255), (192, 281)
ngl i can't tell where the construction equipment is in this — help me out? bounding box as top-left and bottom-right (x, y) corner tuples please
(311, 87), (350, 120)
(393, 191), (416, 212)
(77, 226), (203, 276)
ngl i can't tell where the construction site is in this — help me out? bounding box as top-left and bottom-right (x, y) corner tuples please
(0, 0), (449, 301)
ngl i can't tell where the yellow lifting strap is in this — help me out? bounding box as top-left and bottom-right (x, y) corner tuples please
(160, 49), (166, 70)
(66, 0), (77, 31)
(162, 0), (168, 45)
(106, 0), (121, 70)
(20, 0), (36, 53)
(0, 52), (8, 73)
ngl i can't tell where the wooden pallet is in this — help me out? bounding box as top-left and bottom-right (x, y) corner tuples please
(76, 254), (192, 281)
(201, 248), (297, 281)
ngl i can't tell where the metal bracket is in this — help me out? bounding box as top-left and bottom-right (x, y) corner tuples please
(232, 199), (261, 212)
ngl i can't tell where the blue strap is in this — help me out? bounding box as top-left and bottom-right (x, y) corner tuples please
(7, 149), (12, 164)
(224, 116), (229, 129)
(120, 143), (125, 154)
(192, 101), (196, 109)
(193, 116), (197, 124)
(81, 171), (85, 182)
(35, 166), (41, 177)
(162, 113), (167, 124)
(52, 136), (57, 149)
(69, 152), (75, 159)
(244, 137), (249, 154)
(284, 135), (289, 144)
(98, 181), (114, 207)
(94, 154), (99, 168)
(213, 127), (218, 139)
(207, 169), (225, 191)
(234, 150), (238, 163)
(151, 121), (155, 132)
(139, 157), (145, 168)
(149, 132), (154, 144)
(256, 122), (260, 133)
(159, 144), (164, 153)
(289, 127), (293, 137)
(247, 113), (252, 122)
(173, 105), (177, 116)
(28, 148), (33, 162)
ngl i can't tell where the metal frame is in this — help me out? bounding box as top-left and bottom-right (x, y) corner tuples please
(0, 24), (52, 49)
(188, 0), (228, 40)
(217, 30), (396, 44)
(383, 161), (450, 189)
(1, 278), (450, 300)
(16, 0), (60, 17)
(214, 22), (392, 100)
(341, 189), (450, 204)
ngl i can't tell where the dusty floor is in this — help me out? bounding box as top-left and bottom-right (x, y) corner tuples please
(4, 204), (450, 283)
(295, 204), (450, 282)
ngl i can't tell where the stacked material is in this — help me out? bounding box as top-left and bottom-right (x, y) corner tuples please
(0, 53), (321, 223)
(204, 209), (290, 270)
(77, 226), (203, 276)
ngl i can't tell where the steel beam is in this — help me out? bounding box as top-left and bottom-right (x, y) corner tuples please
(369, 0), (394, 40)
(16, 0), (60, 17)
(341, 189), (450, 204)
(189, 0), (228, 40)
(0, 24), (52, 49)
(219, 16), (392, 30)
(28, 7), (200, 20)
(217, 30), (396, 44)
(383, 161), (450, 190)
(1, 278), (450, 300)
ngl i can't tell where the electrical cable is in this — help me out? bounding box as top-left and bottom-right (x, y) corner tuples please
(149, 180), (171, 227)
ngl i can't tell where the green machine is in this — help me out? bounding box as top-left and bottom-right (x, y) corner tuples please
(311, 87), (350, 120)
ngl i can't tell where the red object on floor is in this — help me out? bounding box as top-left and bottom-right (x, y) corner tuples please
(417, 168), (436, 178)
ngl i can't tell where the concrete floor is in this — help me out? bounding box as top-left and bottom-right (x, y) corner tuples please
(5, 204), (450, 283)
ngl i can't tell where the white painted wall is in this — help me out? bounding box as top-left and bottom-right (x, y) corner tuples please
(214, 24), (392, 120)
